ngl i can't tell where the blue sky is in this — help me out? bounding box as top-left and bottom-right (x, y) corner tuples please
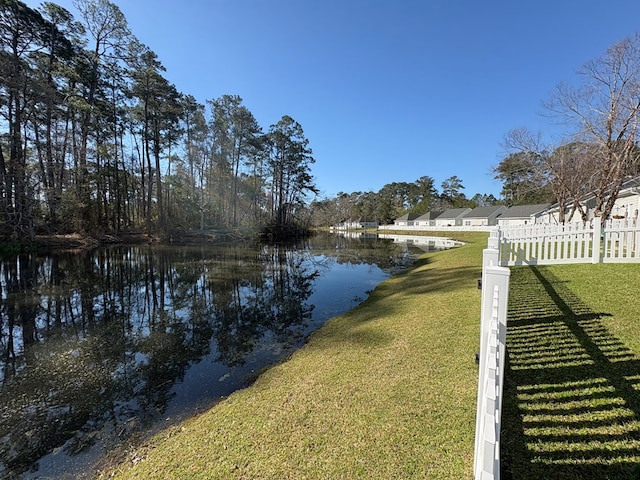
(24, 0), (640, 199)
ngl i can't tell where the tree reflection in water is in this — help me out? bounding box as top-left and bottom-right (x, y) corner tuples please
(0, 233), (428, 477)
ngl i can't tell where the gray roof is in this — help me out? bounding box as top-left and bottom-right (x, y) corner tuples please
(499, 204), (550, 219)
(464, 205), (507, 218)
(617, 176), (640, 197)
(437, 207), (472, 219)
(395, 213), (421, 221)
(415, 211), (443, 221)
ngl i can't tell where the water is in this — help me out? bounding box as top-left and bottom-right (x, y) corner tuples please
(0, 233), (458, 478)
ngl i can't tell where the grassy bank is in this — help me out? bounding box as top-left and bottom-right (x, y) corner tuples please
(101, 232), (487, 479)
(502, 263), (640, 480)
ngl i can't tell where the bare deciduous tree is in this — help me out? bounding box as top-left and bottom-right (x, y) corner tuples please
(545, 34), (640, 220)
(548, 142), (599, 222)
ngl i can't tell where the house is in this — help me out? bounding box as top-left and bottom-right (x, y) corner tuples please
(496, 204), (550, 227)
(434, 207), (472, 227)
(332, 218), (378, 230)
(414, 211), (443, 226)
(393, 213), (421, 227)
(543, 176), (640, 224)
(461, 206), (507, 227)
(609, 177), (640, 223)
(356, 218), (379, 229)
(541, 203), (583, 225)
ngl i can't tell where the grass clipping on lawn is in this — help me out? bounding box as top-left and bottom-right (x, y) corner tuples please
(103, 233), (486, 480)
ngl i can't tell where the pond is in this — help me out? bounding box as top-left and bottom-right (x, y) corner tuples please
(0, 232), (459, 478)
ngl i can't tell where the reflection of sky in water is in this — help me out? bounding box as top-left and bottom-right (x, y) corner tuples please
(307, 259), (387, 322)
(13, 237), (438, 479)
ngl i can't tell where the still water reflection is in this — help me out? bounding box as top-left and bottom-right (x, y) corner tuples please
(0, 233), (457, 478)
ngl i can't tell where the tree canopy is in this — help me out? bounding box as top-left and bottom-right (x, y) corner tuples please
(0, 0), (318, 242)
(495, 34), (640, 221)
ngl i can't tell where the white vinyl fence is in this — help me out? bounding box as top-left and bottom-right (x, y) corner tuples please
(474, 216), (640, 479)
(474, 242), (510, 480)
(377, 224), (495, 232)
(497, 217), (640, 266)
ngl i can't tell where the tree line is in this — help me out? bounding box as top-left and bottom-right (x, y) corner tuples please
(493, 34), (640, 223)
(309, 174), (499, 227)
(0, 0), (317, 243)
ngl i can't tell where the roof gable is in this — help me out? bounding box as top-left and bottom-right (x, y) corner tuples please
(437, 207), (472, 219)
(464, 205), (507, 218)
(415, 211), (443, 221)
(499, 204), (550, 218)
(395, 213), (421, 221)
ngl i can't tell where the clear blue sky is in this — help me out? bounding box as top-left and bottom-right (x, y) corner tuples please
(24, 0), (640, 199)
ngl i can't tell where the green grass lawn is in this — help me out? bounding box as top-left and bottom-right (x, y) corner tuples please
(502, 263), (640, 480)
(100, 232), (640, 480)
(100, 232), (487, 480)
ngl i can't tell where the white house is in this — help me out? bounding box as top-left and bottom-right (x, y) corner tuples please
(393, 213), (421, 227)
(332, 218), (378, 230)
(462, 206), (507, 227)
(434, 208), (472, 227)
(609, 177), (640, 224)
(414, 211), (443, 226)
(496, 204), (550, 227)
(542, 176), (640, 224)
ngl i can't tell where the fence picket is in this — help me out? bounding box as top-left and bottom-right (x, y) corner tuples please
(475, 217), (639, 480)
(497, 217), (639, 265)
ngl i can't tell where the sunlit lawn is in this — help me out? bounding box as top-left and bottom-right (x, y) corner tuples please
(502, 263), (640, 480)
(101, 232), (487, 479)
(101, 233), (640, 480)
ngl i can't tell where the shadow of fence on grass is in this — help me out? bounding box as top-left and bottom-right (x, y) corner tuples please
(501, 266), (640, 480)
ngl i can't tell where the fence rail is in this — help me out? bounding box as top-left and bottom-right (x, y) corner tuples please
(377, 224), (495, 232)
(602, 220), (640, 262)
(475, 217), (640, 479)
(497, 217), (640, 266)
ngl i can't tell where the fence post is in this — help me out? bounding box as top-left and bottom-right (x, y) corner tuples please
(488, 227), (500, 250)
(475, 264), (510, 480)
(479, 246), (500, 358)
(592, 216), (602, 264)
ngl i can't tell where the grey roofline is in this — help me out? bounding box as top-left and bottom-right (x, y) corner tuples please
(436, 207), (472, 219)
(498, 203), (551, 218)
(463, 205), (507, 218)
